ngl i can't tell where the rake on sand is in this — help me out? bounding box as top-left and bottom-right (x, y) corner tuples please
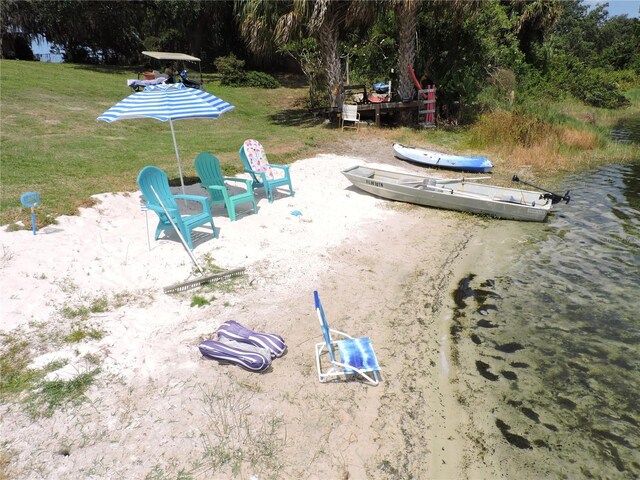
(149, 185), (246, 294)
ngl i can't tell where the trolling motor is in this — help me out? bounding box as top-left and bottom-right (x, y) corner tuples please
(512, 175), (571, 204)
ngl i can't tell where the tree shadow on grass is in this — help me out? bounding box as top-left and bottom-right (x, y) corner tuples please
(168, 175), (202, 187)
(273, 73), (308, 88)
(71, 64), (135, 75)
(268, 109), (326, 128)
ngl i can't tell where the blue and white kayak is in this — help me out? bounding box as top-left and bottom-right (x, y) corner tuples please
(393, 143), (494, 173)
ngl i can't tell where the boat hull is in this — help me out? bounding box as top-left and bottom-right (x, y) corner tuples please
(393, 143), (494, 173)
(342, 165), (551, 222)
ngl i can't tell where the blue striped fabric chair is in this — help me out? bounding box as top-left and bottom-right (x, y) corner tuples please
(313, 290), (380, 385)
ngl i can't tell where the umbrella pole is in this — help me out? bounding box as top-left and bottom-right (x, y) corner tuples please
(169, 119), (186, 196)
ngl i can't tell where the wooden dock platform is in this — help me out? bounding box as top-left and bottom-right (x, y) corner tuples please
(328, 100), (433, 127)
(356, 100), (421, 126)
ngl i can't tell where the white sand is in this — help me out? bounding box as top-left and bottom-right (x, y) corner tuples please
(0, 152), (498, 479)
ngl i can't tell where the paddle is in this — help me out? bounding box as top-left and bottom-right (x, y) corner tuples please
(398, 176), (491, 187)
(511, 175), (571, 204)
(438, 176), (492, 184)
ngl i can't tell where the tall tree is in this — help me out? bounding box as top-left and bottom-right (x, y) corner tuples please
(393, 0), (420, 105)
(1, 0), (39, 59)
(237, 0), (376, 109)
(507, 0), (563, 65)
(142, 1), (238, 64)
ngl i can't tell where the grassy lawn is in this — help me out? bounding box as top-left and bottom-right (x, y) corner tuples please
(1, 60), (638, 228)
(0, 60), (335, 227)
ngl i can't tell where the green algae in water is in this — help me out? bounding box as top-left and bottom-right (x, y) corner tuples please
(449, 164), (640, 478)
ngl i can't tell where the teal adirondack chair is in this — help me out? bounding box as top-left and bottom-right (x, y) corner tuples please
(137, 165), (216, 250)
(194, 152), (257, 222)
(238, 139), (294, 203)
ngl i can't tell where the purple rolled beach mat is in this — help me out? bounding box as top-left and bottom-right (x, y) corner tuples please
(198, 339), (272, 372)
(216, 320), (287, 358)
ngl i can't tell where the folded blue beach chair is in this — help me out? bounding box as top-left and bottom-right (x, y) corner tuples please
(313, 290), (380, 385)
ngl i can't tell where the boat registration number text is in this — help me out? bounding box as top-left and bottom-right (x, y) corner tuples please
(365, 179), (384, 187)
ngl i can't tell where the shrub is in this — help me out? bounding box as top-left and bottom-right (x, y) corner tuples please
(214, 54), (280, 88)
(572, 69), (630, 109)
(215, 54), (246, 86)
(546, 53), (630, 109)
(244, 71), (280, 89)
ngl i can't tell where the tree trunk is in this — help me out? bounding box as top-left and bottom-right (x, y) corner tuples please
(317, 14), (343, 110)
(395, 0), (420, 125)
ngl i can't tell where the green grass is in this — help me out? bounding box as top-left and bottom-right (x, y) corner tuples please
(0, 60), (333, 227)
(1, 331), (101, 417)
(28, 368), (100, 417)
(0, 334), (68, 398)
(1, 60), (638, 228)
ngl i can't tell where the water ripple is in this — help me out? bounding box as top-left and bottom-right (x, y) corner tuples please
(454, 163), (640, 478)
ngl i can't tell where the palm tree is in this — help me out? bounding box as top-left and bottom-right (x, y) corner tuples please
(237, 0), (376, 109)
(393, 0), (420, 106)
(510, 0), (563, 63)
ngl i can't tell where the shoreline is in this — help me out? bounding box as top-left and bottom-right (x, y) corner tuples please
(1, 152), (505, 479)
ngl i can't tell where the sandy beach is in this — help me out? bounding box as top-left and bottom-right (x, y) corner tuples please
(1, 140), (506, 479)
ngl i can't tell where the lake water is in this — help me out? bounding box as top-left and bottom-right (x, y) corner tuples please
(612, 115), (640, 144)
(451, 162), (640, 478)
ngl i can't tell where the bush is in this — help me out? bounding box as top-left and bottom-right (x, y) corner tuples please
(546, 53), (630, 109)
(244, 71), (280, 89)
(571, 69), (630, 109)
(214, 54), (246, 86)
(214, 54), (280, 88)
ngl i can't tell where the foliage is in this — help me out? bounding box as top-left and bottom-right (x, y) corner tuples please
(215, 53), (246, 85)
(342, 14), (397, 89)
(4, 0), (638, 120)
(0, 60), (331, 228)
(1, 0), (146, 64)
(1, 0), (240, 66)
(214, 53), (280, 88)
(244, 70), (280, 89)
(538, 0), (639, 108)
(278, 38), (327, 108)
(544, 51), (631, 109)
(415, 1), (522, 123)
(28, 369), (100, 417)
(190, 295), (211, 307)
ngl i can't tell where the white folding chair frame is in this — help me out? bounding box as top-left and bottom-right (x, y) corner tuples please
(314, 290), (380, 386)
(314, 329), (380, 385)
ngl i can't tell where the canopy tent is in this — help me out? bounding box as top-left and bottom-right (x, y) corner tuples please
(142, 51), (201, 62)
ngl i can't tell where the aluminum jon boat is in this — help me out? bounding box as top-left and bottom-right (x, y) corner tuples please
(393, 143), (494, 173)
(342, 165), (553, 222)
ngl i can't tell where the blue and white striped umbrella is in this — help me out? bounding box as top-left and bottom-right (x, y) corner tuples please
(97, 83), (234, 193)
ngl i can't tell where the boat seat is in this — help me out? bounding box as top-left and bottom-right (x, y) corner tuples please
(356, 167), (375, 178)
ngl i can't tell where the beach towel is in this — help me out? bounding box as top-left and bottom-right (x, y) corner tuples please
(242, 139), (277, 180)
